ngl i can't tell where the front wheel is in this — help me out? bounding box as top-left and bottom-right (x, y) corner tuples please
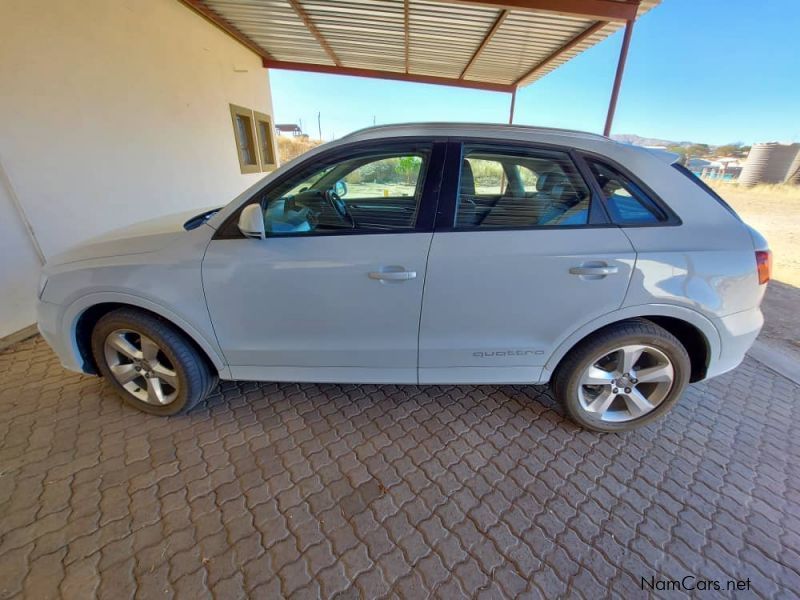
(91, 308), (216, 415)
(552, 320), (690, 433)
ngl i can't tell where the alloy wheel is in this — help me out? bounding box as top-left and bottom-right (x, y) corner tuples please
(103, 329), (180, 405)
(577, 344), (674, 423)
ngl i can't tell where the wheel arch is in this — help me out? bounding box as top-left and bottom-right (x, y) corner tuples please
(640, 315), (710, 382)
(543, 305), (720, 384)
(65, 293), (227, 377)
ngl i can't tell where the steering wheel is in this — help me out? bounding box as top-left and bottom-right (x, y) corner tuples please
(323, 189), (355, 227)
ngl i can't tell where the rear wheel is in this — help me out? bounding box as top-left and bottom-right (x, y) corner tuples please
(91, 308), (215, 415)
(552, 319), (690, 432)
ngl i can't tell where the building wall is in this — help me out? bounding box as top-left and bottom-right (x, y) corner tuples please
(0, 163), (43, 337)
(0, 0), (275, 336)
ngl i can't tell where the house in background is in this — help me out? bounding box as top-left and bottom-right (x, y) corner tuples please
(697, 157), (743, 181)
(275, 123), (306, 138)
(0, 0), (278, 338)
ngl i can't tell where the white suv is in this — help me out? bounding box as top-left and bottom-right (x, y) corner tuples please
(36, 123), (770, 432)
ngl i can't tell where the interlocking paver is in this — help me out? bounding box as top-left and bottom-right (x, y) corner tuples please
(1, 336), (799, 598)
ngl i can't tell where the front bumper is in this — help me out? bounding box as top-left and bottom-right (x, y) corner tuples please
(707, 306), (764, 379)
(36, 299), (84, 373)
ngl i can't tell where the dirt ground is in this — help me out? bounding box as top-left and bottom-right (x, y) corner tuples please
(712, 182), (800, 363)
(277, 136), (323, 163)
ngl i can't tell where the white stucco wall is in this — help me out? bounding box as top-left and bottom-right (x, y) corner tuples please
(0, 163), (43, 337)
(0, 0), (275, 337)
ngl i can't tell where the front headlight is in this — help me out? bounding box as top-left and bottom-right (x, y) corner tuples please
(38, 273), (48, 299)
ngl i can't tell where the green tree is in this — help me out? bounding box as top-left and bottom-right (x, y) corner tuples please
(715, 143), (744, 157)
(394, 156), (421, 185)
(685, 143), (711, 158)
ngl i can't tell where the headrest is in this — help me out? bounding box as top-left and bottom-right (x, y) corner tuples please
(536, 171), (571, 193)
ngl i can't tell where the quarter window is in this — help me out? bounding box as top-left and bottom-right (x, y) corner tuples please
(455, 149), (591, 228)
(587, 161), (663, 224)
(252, 147), (431, 235)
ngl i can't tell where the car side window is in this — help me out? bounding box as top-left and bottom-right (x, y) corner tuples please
(255, 148), (430, 235)
(587, 160), (663, 224)
(455, 148), (591, 228)
(342, 156), (424, 200)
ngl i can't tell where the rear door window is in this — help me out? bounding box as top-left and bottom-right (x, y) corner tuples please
(455, 148), (591, 228)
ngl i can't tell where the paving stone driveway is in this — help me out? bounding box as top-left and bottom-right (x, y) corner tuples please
(1, 336), (799, 599)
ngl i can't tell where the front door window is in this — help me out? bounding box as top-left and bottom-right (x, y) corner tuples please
(255, 147), (432, 235)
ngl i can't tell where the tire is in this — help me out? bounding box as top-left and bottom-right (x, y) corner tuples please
(91, 308), (216, 416)
(552, 319), (690, 433)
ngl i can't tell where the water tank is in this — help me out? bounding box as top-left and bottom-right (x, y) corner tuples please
(740, 142), (800, 186)
(785, 148), (800, 184)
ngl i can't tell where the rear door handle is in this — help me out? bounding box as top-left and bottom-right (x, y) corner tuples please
(569, 265), (619, 276)
(369, 269), (417, 281)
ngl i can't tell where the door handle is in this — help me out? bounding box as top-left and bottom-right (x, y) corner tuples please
(569, 265), (619, 276)
(368, 270), (417, 281)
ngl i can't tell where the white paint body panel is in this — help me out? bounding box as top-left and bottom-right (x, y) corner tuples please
(37, 224), (227, 376)
(36, 123), (766, 388)
(203, 234), (432, 383)
(418, 229), (636, 383)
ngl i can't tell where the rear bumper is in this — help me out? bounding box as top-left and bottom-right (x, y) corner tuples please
(36, 299), (84, 373)
(706, 306), (764, 379)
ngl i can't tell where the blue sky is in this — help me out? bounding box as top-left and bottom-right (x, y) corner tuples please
(270, 0), (799, 146)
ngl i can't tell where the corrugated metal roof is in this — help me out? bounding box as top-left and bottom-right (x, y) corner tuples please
(184, 0), (660, 91)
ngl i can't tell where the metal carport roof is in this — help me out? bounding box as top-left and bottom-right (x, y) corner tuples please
(180, 0), (661, 133)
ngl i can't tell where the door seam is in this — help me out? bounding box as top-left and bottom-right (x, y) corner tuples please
(199, 229), (234, 369)
(416, 233), (436, 384)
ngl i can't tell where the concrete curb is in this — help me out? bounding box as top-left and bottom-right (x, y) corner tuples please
(747, 339), (800, 386)
(0, 324), (38, 352)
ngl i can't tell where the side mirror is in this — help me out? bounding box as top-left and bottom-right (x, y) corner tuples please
(334, 180), (348, 197)
(238, 204), (266, 239)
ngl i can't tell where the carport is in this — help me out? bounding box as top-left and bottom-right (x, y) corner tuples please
(183, 0), (659, 133)
(2, 2), (800, 598)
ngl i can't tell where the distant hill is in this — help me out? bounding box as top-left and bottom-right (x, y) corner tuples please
(611, 134), (693, 147)
(611, 135), (751, 159)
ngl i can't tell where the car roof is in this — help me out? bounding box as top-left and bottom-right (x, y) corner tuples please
(330, 122), (651, 159)
(341, 122), (610, 144)
(334, 122), (682, 169)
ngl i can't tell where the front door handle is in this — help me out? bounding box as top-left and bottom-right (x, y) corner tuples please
(569, 265), (619, 276)
(369, 269), (417, 281)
